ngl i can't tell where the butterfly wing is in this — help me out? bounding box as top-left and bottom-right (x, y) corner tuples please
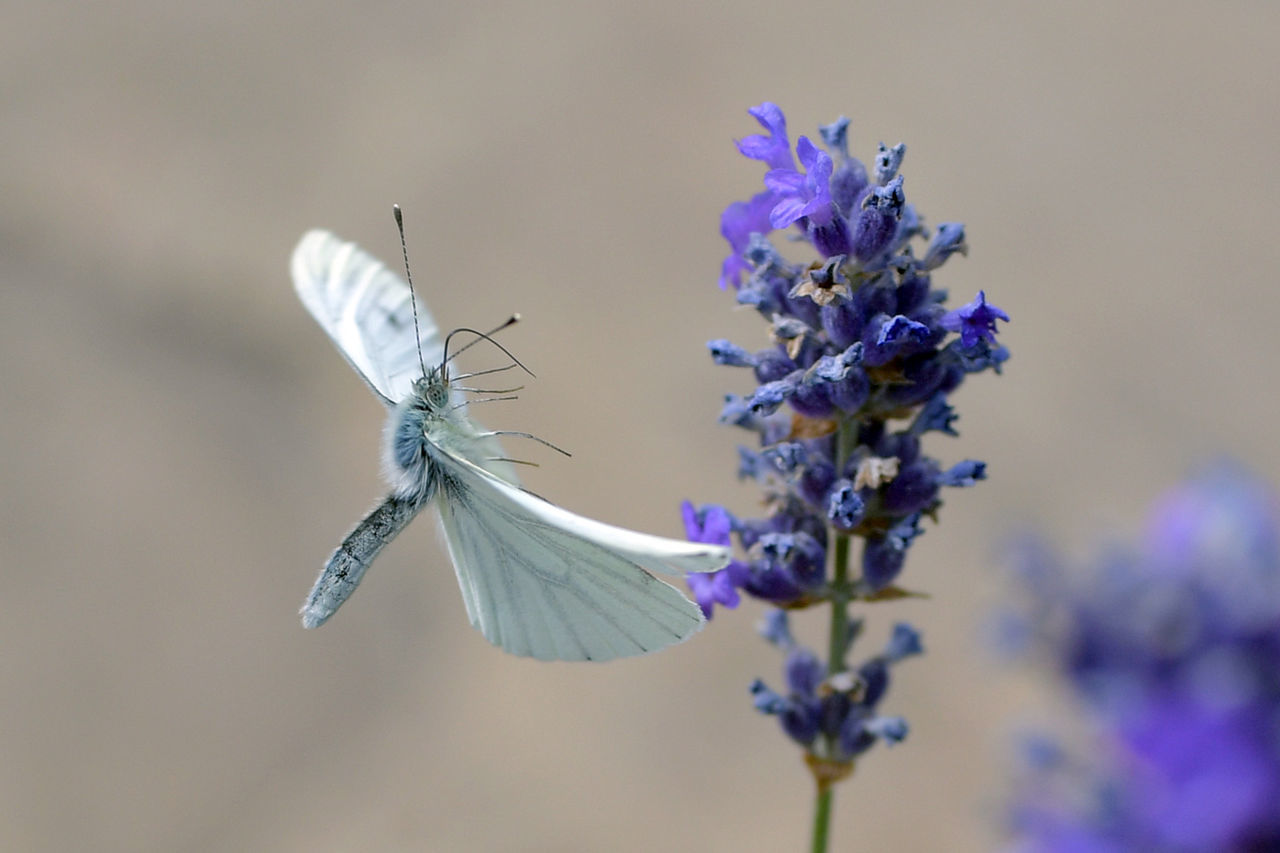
(291, 230), (441, 406)
(432, 452), (729, 661)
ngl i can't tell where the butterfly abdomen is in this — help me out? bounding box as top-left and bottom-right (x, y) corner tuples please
(300, 494), (425, 628)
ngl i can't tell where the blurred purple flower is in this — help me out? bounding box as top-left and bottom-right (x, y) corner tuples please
(1005, 464), (1280, 852)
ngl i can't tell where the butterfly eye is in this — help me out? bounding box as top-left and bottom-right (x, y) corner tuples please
(425, 374), (450, 411)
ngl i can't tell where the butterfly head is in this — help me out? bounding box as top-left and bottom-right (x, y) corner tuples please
(413, 365), (452, 415)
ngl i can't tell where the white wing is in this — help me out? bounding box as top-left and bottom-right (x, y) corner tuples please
(291, 230), (440, 406)
(432, 453), (729, 662)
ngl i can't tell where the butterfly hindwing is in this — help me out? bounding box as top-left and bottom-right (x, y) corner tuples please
(432, 452), (720, 661)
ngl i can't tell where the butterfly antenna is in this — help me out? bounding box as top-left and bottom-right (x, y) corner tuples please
(442, 322), (534, 379)
(444, 315), (521, 361)
(392, 204), (430, 381)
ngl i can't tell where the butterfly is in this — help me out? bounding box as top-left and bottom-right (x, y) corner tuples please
(291, 215), (728, 661)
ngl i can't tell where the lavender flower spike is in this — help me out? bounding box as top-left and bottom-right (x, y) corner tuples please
(690, 102), (1009, 852)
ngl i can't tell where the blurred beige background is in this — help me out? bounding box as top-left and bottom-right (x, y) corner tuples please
(3, 2), (1279, 850)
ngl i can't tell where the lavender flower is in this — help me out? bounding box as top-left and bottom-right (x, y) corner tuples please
(692, 102), (1009, 850)
(1005, 464), (1280, 852)
(941, 290), (1010, 349)
(750, 610), (917, 760)
(681, 502), (751, 617)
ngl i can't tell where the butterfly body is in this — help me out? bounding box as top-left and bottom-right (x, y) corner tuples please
(384, 388), (438, 503)
(292, 227), (728, 661)
(382, 370), (454, 503)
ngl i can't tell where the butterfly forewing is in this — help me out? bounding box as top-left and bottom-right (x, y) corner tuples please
(292, 230), (441, 405)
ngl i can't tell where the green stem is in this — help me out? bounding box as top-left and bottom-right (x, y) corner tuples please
(811, 420), (858, 853)
(811, 784), (833, 853)
(827, 418), (857, 676)
(827, 533), (851, 675)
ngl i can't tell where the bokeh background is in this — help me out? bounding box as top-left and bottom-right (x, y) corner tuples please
(4, 2), (1279, 850)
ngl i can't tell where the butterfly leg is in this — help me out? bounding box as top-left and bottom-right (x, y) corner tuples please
(479, 430), (572, 457)
(300, 494), (426, 628)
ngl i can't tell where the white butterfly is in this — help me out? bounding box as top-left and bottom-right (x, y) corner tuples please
(291, 224), (728, 661)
